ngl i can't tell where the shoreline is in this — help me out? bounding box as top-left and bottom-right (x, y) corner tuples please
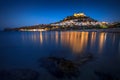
(76, 28), (120, 33)
(2, 28), (120, 33)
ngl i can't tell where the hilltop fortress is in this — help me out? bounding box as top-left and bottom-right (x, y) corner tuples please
(74, 13), (86, 17)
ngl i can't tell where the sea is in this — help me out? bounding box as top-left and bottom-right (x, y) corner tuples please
(0, 31), (120, 80)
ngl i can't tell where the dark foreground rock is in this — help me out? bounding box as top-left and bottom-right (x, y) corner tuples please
(39, 54), (93, 79)
(0, 69), (39, 80)
(40, 57), (80, 79)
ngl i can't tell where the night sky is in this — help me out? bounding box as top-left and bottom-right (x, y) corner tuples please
(0, 0), (120, 30)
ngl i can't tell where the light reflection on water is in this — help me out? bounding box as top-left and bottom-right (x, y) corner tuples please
(60, 32), (89, 54)
(98, 32), (107, 54)
(21, 31), (116, 54)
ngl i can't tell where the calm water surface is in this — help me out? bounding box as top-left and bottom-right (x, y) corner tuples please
(0, 31), (120, 80)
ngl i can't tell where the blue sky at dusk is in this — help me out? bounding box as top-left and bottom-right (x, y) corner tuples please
(0, 0), (120, 30)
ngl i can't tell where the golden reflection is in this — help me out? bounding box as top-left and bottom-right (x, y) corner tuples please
(98, 32), (107, 53)
(21, 31), (108, 54)
(55, 32), (59, 44)
(60, 32), (89, 53)
(90, 32), (96, 48)
(40, 32), (43, 44)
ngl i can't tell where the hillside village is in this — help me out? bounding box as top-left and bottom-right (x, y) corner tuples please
(4, 13), (120, 31)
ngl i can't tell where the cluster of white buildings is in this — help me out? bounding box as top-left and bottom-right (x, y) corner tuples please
(51, 20), (104, 26)
(51, 13), (108, 27)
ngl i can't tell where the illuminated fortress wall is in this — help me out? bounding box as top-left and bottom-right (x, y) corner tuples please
(74, 13), (86, 17)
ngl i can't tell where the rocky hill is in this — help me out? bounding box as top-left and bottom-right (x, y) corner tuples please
(50, 13), (106, 27)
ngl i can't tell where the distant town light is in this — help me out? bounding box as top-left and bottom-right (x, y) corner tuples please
(74, 13), (86, 17)
(20, 29), (46, 31)
(102, 22), (108, 24)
